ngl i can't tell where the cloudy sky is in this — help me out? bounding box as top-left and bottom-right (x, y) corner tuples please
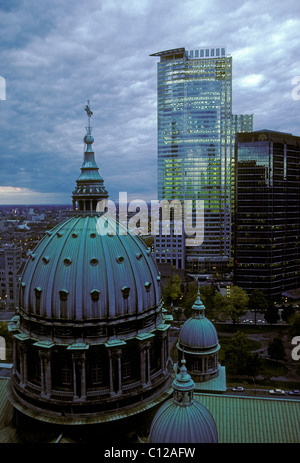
(0, 0), (299, 205)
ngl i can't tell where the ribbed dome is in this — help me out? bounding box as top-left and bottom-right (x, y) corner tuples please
(179, 292), (218, 350)
(149, 399), (218, 443)
(19, 214), (161, 323)
(149, 360), (218, 443)
(179, 317), (218, 349)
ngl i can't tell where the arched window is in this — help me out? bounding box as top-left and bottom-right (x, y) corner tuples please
(34, 287), (42, 315)
(59, 289), (69, 318)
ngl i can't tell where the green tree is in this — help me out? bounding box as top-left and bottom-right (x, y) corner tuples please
(212, 292), (229, 321)
(0, 322), (12, 340)
(222, 331), (252, 374)
(264, 305), (279, 325)
(247, 353), (261, 378)
(281, 304), (295, 323)
(249, 289), (268, 323)
(200, 284), (217, 314)
(162, 274), (183, 309)
(225, 286), (249, 324)
(288, 312), (300, 338)
(267, 336), (286, 361)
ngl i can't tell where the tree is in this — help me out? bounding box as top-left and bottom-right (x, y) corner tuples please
(199, 284), (217, 318)
(162, 274), (183, 309)
(225, 286), (249, 324)
(212, 292), (229, 321)
(179, 281), (197, 318)
(249, 289), (268, 323)
(281, 304), (296, 323)
(222, 331), (251, 374)
(247, 353), (261, 378)
(288, 312), (300, 338)
(264, 305), (279, 325)
(267, 336), (286, 361)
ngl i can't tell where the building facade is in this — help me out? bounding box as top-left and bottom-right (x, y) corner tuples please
(0, 246), (22, 310)
(234, 130), (300, 298)
(151, 47), (236, 273)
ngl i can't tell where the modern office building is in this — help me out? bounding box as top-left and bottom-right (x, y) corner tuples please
(234, 130), (300, 298)
(151, 47), (238, 273)
(232, 114), (253, 135)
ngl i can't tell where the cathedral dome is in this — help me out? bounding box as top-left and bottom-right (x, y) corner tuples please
(19, 214), (161, 336)
(9, 102), (172, 426)
(149, 360), (218, 443)
(178, 291), (218, 350)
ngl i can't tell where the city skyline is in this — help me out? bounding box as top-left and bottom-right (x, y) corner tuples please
(0, 0), (299, 205)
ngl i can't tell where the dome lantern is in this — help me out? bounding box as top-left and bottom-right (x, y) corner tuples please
(176, 288), (221, 385)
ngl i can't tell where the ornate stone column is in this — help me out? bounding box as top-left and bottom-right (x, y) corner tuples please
(105, 339), (126, 396)
(139, 344), (146, 386)
(116, 349), (122, 395)
(137, 333), (155, 387)
(108, 349), (114, 395)
(79, 353), (87, 400)
(19, 343), (28, 388)
(72, 353), (78, 400)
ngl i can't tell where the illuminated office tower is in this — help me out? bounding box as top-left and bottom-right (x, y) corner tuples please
(151, 47), (233, 272)
(234, 130), (300, 298)
(232, 114), (253, 134)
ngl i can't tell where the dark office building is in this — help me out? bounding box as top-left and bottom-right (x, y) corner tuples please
(234, 130), (300, 298)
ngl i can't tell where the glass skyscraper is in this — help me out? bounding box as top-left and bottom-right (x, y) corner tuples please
(234, 130), (300, 298)
(151, 47), (234, 272)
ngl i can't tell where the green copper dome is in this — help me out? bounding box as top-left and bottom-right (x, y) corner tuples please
(18, 102), (163, 343)
(20, 215), (161, 324)
(149, 360), (218, 443)
(179, 291), (219, 350)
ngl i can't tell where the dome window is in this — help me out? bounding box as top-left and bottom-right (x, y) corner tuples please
(56, 231), (63, 238)
(59, 289), (69, 318)
(64, 258), (72, 266)
(90, 233), (97, 238)
(34, 287), (42, 298)
(42, 256), (50, 264)
(59, 289), (69, 301)
(90, 289), (100, 302)
(116, 256), (125, 264)
(144, 282), (152, 292)
(34, 287), (42, 315)
(90, 258), (99, 266)
(72, 232), (78, 238)
(136, 252), (143, 260)
(121, 286), (130, 299)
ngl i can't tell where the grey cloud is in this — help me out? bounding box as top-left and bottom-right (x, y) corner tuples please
(0, 0), (299, 204)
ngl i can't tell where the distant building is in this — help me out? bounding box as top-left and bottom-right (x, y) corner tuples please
(234, 130), (300, 297)
(154, 220), (185, 270)
(232, 114), (253, 134)
(0, 246), (22, 310)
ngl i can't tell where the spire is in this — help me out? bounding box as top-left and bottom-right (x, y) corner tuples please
(72, 101), (109, 214)
(191, 279), (205, 318)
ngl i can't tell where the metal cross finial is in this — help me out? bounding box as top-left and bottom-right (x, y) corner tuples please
(84, 100), (93, 134)
(84, 100), (93, 118)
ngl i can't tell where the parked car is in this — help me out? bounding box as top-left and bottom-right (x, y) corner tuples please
(232, 386), (244, 392)
(269, 389), (285, 395)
